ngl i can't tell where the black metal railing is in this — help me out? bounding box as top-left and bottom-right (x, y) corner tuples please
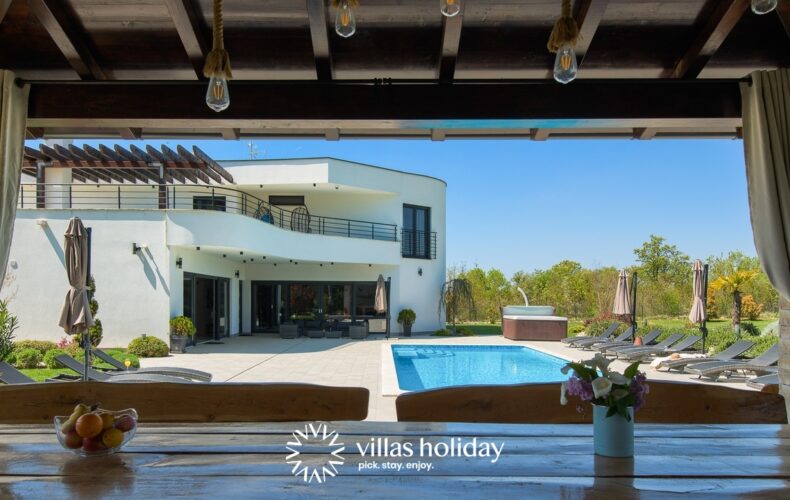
(17, 183), (399, 242)
(401, 229), (437, 259)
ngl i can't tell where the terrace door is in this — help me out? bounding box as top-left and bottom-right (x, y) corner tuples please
(193, 277), (215, 342)
(253, 284), (278, 332)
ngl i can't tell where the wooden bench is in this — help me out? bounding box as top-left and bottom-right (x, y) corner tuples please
(0, 382), (369, 423)
(395, 381), (787, 424)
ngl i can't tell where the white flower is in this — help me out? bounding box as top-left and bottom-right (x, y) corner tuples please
(590, 354), (613, 374)
(591, 377), (613, 399)
(609, 372), (629, 385)
(560, 381), (568, 405)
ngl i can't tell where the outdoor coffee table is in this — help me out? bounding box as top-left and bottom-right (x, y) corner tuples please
(1, 422), (788, 497)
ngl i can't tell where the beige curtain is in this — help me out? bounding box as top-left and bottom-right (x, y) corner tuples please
(0, 70), (29, 292)
(741, 68), (789, 418)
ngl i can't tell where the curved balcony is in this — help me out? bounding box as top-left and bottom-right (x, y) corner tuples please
(17, 183), (398, 242)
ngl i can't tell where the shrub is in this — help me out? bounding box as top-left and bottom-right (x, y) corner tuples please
(744, 334), (779, 357)
(740, 295), (763, 321)
(397, 309), (416, 326)
(73, 276), (103, 347)
(432, 328), (451, 336)
(170, 316), (196, 337)
(13, 340), (57, 356)
(15, 348), (42, 369)
(584, 319), (628, 337)
(43, 348), (66, 369)
(740, 322), (760, 337)
(0, 300), (18, 362)
(457, 327), (475, 336)
(5, 350), (16, 365)
(127, 336), (169, 357)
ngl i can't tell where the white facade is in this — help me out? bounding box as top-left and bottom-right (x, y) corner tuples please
(3, 158), (446, 347)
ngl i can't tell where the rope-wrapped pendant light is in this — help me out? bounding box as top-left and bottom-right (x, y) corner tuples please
(204, 0), (232, 111)
(547, 0), (580, 84)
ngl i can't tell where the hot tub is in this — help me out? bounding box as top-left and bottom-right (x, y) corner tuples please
(502, 305), (567, 341)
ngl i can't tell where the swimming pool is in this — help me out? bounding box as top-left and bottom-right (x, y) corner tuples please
(391, 345), (568, 391)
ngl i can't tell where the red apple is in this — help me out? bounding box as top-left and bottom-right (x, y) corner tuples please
(63, 430), (82, 449)
(82, 436), (106, 453)
(115, 415), (136, 432)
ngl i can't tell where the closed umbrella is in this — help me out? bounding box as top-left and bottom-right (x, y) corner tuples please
(58, 217), (93, 380)
(689, 260), (709, 351)
(612, 269), (632, 317)
(374, 274), (389, 339)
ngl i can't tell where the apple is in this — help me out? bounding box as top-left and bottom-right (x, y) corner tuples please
(115, 415), (136, 432)
(82, 436), (106, 453)
(63, 430), (82, 449)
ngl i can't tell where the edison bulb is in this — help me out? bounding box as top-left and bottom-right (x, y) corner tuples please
(205, 75), (230, 112)
(553, 44), (578, 84)
(440, 0), (461, 17)
(751, 0), (777, 14)
(335, 0), (356, 38)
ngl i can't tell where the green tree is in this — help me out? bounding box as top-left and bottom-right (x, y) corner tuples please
(633, 235), (690, 284)
(710, 270), (759, 330)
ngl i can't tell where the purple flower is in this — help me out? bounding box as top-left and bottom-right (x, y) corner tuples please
(630, 373), (649, 411)
(566, 375), (594, 402)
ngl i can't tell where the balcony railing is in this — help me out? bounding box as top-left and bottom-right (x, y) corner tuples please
(401, 229), (437, 259)
(18, 183), (398, 242)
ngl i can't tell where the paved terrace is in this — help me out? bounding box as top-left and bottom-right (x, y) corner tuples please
(140, 334), (761, 421)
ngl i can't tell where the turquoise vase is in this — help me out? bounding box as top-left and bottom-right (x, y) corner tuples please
(592, 405), (634, 457)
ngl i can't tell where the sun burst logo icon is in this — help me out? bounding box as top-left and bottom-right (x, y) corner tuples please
(286, 422), (346, 483)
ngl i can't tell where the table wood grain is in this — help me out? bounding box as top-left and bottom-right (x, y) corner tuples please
(1, 423), (789, 498)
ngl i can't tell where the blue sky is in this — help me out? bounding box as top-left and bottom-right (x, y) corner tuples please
(68, 138), (754, 278)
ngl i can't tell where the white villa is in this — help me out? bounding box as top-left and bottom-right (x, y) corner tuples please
(3, 144), (446, 346)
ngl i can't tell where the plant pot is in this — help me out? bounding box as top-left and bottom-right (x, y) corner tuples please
(593, 404), (634, 457)
(170, 335), (188, 354)
(403, 323), (412, 337)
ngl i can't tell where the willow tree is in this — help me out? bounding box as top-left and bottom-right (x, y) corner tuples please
(439, 278), (475, 334)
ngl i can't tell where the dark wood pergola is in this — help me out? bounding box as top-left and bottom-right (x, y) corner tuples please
(0, 0), (788, 139)
(22, 143), (234, 184)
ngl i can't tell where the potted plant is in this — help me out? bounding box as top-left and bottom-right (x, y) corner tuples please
(169, 316), (196, 353)
(397, 309), (416, 337)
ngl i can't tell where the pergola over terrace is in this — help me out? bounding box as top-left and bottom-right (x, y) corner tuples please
(0, 0), (786, 140)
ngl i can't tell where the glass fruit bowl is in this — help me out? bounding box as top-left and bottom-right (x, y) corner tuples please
(54, 406), (138, 457)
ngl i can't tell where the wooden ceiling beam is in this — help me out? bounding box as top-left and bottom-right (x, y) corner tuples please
(221, 128), (240, 140)
(119, 128), (143, 140)
(438, 1), (465, 81)
(531, 129), (550, 141)
(574, 0), (609, 65)
(306, 0), (333, 81)
(164, 0), (208, 80)
(777, 1), (790, 38)
(27, 0), (106, 80)
(25, 128), (45, 140)
(0, 0), (12, 26)
(633, 127), (657, 140)
(666, 0), (749, 79)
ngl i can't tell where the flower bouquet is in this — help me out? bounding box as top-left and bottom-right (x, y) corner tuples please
(560, 354), (649, 457)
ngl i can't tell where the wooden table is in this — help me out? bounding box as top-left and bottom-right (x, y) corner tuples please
(1, 422), (789, 498)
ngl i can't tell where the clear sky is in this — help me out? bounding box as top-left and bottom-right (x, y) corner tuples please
(70, 138), (755, 278)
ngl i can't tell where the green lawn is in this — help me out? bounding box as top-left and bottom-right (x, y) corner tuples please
(18, 348), (139, 382)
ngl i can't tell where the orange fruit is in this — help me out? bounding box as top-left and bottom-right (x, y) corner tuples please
(75, 413), (103, 439)
(100, 413), (115, 430)
(101, 428), (124, 448)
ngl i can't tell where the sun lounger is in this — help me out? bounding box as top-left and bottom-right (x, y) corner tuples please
(580, 327), (635, 350)
(596, 329), (660, 353)
(655, 340), (755, 372)
(55, 355), (195, 383)
(686, 344), (780, 381)
(562, 322), (618, 345)
(92, 348), (212, 382)
(0, 361), (36, 384)
(605, 333), (683, 356)
(615, 334), (701, 361)
(746, 373), (780, 391)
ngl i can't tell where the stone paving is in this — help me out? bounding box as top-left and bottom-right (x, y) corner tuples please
(140, 333), (760, 421)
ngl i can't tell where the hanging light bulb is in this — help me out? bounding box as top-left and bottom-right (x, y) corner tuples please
(440, 0), (461, 17)
(205, 75), (230, 112)
(751, 0), (777, 15)
(335, 0), (357, 38)
(553, 43), (577, 84)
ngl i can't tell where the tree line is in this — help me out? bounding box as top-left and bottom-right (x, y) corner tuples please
(451, 235), (778, 324)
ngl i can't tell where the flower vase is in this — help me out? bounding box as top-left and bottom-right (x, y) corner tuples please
(592, 405), (634, 457)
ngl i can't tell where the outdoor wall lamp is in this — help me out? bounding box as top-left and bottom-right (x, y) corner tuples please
(234, 270), (240, 278)
(176, 257), (183, 269)
(132, 243), (142, 255)
(35, 218), (48, 227)
(418, 267), (423, 276)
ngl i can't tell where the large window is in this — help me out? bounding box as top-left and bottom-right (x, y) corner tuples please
(354, 283), (377, 317)
(403, 204), (431, 258)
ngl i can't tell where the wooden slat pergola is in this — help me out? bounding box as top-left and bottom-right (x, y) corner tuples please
(22, 143), (234, 184)
(0, 0), (786, 140)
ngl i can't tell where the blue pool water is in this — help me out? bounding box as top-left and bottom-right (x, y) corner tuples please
(391, 345), (568, 391)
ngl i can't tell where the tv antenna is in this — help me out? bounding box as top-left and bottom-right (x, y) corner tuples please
(247, 141), (263, 160)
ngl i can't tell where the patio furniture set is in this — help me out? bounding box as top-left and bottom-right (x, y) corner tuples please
(279, 321), (369, 339)
(564, 322), (780, 384)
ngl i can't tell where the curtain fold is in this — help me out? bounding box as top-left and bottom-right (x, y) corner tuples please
(0, 70), (30, 292)
(741, 68), (790, 418)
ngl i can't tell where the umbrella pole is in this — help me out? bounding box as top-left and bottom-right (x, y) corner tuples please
(702, 264), (709, 353)
(631, 272), (638, 334)
(386, 277), (391, 340)
(84, 228), (92, 382)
